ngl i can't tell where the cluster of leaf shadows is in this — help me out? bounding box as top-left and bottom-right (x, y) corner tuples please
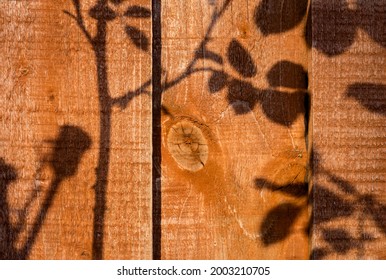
(255, 149), (386, 259)
(252, 0), (386, 259)
(255, 0), (386, 115)
(255, 0), (386, 56)
(0, 126), (91, 259)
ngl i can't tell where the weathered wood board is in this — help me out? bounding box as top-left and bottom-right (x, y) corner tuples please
(1, 0), (384, 260)
(310, 0), (386, 259)
(160, 0), (309, 259)
(0, 0), (152, 259)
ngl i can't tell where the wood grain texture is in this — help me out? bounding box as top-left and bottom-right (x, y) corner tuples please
(0, 0), (152, 259)
(160, 0), (309, 259)
(4, 0), (384, 261)
(310, 0), (386, 260)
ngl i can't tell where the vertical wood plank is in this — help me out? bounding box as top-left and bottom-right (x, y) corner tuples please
(0, 0), (152, 259)
(311, 0), (386, 259)
(160, 0), (309, 259)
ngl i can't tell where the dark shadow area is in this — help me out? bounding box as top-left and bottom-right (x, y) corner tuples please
(304, 3), (312, 53)
(267, 61), (308, 90)
(152, 0), (162, 260)
(0, 158), (18, 259)
(356, 0), (386, 48)
(196, 47), (224, 65)
(309, 149), (386, 259)
(89, 1), (116, 21)
(258, 148), (386, 259)
(346, 83), (386, 116)
(110, 0), (123, 5)
(304, 91), (310, 143)
(87, 0), (112, 260)
(0, 126), (91, 259)
(321, 228), (357, 254)
(255, 178), (308, 198)
(255, 175), (307, 246)
(362, 195), (386, 235)
(208, 71), (229, 93)
(260, 89), (306, 125)
(310, 226), (376, 260)
(227, 39), (257, 78)
(311, 184), (354, 224)
(260, 203), (302, 245)
(254, 0), (308, 36)
(308, 0), (386, 56)
(208, 53), (308, 125)
(109, 3), (152, 108)
(254, 0), (386, 56)
(21, 125), (91, 259)
(310, 248), (328, 260)
(124, 5), (151, 18)
(125, 26), (149, 52)
(227, 79), (261, 114)
(49, 125), (92, 180)
(310, 0), (356, 56)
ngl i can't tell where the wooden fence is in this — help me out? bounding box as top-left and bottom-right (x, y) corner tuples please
(0, 0), (385, 259)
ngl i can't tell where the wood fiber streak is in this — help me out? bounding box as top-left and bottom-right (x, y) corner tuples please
(160, 0), (309, 259)
(0, 0), (151, 259)
(311, 0), (386, 260)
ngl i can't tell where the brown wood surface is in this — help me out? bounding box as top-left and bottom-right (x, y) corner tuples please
(160, 0), (309, 259)
(0, 0), (152, 259)
(1, 0), (385, 260)
(310, 0), (386, 259)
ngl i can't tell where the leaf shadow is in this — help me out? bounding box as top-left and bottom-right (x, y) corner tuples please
(255, 178), (308, 198)
(346, 83), (386, 116)
(267, 60), (308, 90)
(227, 39), (257, 78)
(260, 203), (302, 246)
(307, 0), (386, 56)
(311, 184), (354, 224)
(124, 5), (151, 18)
(125, 25), (149, 52)
(254, 0), (308, 36)
(322, 228), (356, 254)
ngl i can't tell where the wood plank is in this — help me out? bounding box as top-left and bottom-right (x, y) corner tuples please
(310, 0), (386, 259)
(0, 0), (152, 259)
(160, 0), (309, 259)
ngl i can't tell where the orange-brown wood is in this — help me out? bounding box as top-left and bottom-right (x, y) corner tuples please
(2, 0), (384, 261)
(310, 0), (386, 259)
(160, 0), (309, 259)
(0, 0), (152, 259)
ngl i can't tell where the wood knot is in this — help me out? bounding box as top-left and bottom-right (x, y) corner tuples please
(167, 120), (209, 172)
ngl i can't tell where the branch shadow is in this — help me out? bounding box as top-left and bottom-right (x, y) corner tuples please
(0, 158), (18, 259)
(214, 59), (308, 126)
(0, 125), (91, 259)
